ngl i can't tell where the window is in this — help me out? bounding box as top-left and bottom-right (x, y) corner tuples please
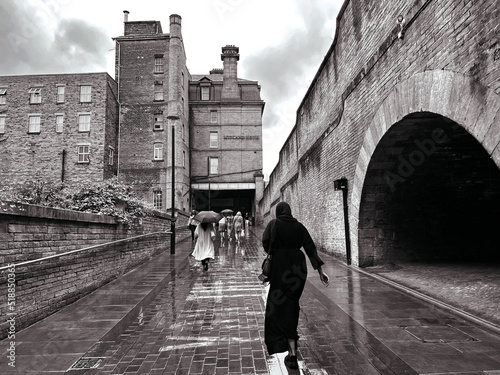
(182, 150), (186, 167)
(201, 86), (209, 100)
(55, 114), (64, 133)
(182, 123), (185, 140)
(0, 116), (5, 133)
(80, 86), (91, 102)
(154, 83), (163, 101)
(28, 115), (41, 133)
(154, 55), (164, 73)
(210, 110), (218, 123)
(153, 190), (162, 209)
(154, 112), (164, 130)
(181, 97), (184, 113)
(210, 131), (219, 148)
(209, 157), (219, 175)
(29, 88), (42, 104)
(78, 113), (91, 132)
(78, 145), (90, 163)
(154, 143), (163, 160)
(0, 88), (7, 105)
(56, 85), (65, 103)
(181, 71), (184, 90)
(108, 147), (114, 165)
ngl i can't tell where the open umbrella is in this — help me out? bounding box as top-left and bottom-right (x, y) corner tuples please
(193, 210), (223, 223)
(220, 209), (234, 215)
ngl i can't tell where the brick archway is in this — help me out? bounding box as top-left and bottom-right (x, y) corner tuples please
(351, 70), (500, 266)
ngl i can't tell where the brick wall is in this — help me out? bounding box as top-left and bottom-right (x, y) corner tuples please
(0, 201), (190, 338)
(259, 0), (500, 266)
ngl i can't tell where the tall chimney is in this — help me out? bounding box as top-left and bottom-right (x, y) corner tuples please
(123, 10), (129, 22)
(221, 45), (240, 101)
(169, 14), (182, 39)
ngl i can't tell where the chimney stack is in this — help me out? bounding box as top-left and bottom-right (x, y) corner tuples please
(221, 45), (240, 101)
(123, 10), (129, 22)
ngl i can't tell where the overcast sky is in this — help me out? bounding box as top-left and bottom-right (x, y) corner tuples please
(0, 0), (342, 178)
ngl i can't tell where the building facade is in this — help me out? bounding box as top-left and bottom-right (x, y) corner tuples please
(113, 14), (191, 213)
(0, 73), (118, 186)
(189, 45), (265, 219)
(0, 13), (265, 219)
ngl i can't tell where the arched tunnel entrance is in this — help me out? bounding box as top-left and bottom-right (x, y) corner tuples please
(358, 112), (500, 266)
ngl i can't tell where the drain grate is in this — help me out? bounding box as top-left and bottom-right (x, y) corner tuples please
(404, 325), (479, 343)
(69, 357), (103, 370)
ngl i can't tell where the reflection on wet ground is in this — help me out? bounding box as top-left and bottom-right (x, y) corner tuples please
(87, 230), (500, 374)
(3, 228), (500, 374)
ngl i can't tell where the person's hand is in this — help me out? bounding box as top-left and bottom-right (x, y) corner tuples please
(319, 272), (329, 286)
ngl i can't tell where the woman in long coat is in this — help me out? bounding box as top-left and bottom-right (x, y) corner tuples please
(262, 202), (329, 369)
(192, 222), (215, 271)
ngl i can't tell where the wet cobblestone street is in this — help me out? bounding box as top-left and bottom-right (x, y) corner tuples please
(2, 228), (500, 374)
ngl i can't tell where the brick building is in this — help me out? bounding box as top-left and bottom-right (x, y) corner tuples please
(189, 45), (265, 218)
(0, 73), (118, 185)
(113, 14), (191, 213)
(0, 13), (265, 218)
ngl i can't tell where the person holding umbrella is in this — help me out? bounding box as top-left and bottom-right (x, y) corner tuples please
(191, 211), (221, 271)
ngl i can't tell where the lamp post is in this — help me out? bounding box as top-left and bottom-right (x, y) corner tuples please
(168, 116), (179, 255)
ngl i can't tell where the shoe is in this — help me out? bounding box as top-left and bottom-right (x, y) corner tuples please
(284, 355), (298, 369)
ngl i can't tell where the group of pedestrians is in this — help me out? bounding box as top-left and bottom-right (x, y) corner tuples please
(187, 209), (250, 271)
(187, 202), (329, 370)
(218, 211), (247, 243)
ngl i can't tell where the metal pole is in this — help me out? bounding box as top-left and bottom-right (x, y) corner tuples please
(334, 178), (351, 265)
(170, 120), (176, 255)
(342, 187), (352, 265)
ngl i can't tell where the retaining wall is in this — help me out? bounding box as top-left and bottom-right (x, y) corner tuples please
(0, 201), (190, 339)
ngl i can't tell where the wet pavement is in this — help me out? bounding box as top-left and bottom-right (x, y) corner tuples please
(1, 227), (500, 374)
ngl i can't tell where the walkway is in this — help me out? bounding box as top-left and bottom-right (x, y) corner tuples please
(1, 227), (500, 374)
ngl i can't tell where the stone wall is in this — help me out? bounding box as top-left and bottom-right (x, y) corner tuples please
(259, 0), (500, 266)
(0, 202), (190, 339)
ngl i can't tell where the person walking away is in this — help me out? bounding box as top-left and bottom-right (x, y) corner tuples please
(234, 211), (244, 243)
(192, 222), (216, 271)
(187, 210), (197, 241)
(218, 215), (227, 242)
(245, 212), (250, 232)
(262, 202), (329, 369)
(226, 215), (234, 241)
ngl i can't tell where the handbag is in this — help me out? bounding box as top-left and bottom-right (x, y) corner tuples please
(258, 222), (275, 283)
(258, 253), (272, 283)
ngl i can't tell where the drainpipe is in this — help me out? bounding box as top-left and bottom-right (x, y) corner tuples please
(334, 177), (351, 265)
(115, 39), (121, 181)
(61, 149), (66, 182)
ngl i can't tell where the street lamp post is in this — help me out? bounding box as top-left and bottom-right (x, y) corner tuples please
(168, 116), (179, 255)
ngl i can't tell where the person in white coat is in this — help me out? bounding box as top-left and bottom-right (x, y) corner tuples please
(191, 222), (215, 271)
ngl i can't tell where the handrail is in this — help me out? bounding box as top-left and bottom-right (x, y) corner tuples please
(0, 231), (172, 271)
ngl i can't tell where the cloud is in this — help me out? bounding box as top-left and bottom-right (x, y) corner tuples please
(241, 0), (340, 174)
(243, 1), (338, 127)
(0, 0), (112, 75)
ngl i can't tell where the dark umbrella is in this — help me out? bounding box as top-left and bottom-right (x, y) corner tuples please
(220, 209), (234, 215)
(193, 210), (223, 223)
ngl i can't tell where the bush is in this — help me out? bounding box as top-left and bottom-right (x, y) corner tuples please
(0, 179), (154, 227)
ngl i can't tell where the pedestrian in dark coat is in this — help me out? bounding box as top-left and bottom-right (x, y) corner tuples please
(262, 202), (329, 369)
(187, 210), (197, 240)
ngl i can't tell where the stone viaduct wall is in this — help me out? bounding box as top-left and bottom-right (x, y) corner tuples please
(259, 0), (500, 266)
(0, 202), (190, 339)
